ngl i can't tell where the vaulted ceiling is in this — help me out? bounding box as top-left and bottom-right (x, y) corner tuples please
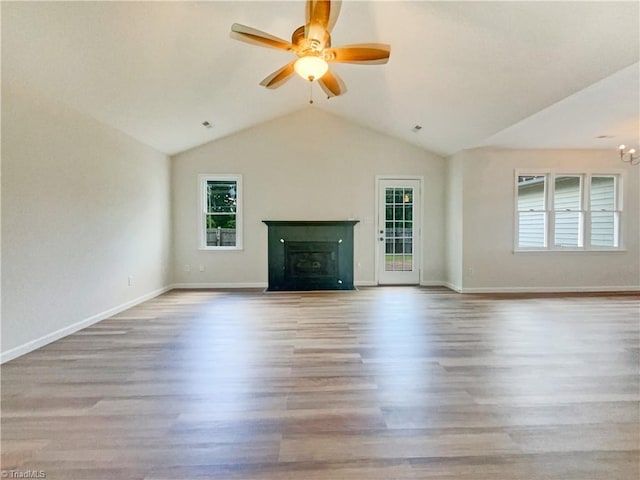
(2, 1), (638, 157)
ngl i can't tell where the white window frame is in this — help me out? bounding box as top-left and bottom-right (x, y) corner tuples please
(199, 174), (243, 251)
(588, 174), (621, 249)
(514, 170), (623, 252)
(552, 175), (584, 248)
(515, 175), (548, 249)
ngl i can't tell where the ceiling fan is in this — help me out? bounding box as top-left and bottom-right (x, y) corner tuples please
(230, 0), (390, 99)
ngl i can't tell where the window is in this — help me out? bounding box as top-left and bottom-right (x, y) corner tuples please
(199, 174), (242, 250)
(553, 176), (582, 247)
(590, 176), (619, 247)
(517, 175), (546, 247)
(515, 172), (621, 251)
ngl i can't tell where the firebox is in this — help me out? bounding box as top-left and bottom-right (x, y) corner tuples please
(263, 220), (358, 291)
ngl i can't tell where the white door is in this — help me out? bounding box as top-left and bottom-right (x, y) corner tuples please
(377, 178), (421, 285)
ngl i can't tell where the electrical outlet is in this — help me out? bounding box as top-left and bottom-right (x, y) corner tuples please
(199, 265), (205, 272)
(127, 276), (134, 287)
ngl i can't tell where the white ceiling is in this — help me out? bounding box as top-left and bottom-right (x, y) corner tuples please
(2, 1), (639, 157)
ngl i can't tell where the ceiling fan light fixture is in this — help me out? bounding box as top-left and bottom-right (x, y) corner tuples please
(294, 56), (328, 81)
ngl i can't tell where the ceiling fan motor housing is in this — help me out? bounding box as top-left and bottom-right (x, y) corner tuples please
(292, 25), (331, 57)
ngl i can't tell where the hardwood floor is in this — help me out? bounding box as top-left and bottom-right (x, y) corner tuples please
(1, 287), (639, 479)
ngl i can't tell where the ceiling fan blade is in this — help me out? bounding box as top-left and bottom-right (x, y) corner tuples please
(259, 61), (297, 89)
(230, 23), (293, 51)
(318, 69), (347, 98)
(326, 44), (391, 64)
(306, 0), (342, 33)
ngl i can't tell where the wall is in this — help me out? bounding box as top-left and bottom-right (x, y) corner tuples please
(171, 108), (446, 287)
(453, 147), (640, 292)
(445, 155), (464, 291)
(1, 80), (172, 362)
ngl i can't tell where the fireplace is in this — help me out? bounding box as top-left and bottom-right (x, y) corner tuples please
(286, 241), (338, 281)
(263, 220), (358, 291)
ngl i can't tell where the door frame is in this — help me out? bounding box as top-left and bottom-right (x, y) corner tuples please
(374, 175), (424, 285)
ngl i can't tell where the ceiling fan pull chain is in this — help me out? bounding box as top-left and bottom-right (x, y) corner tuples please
(309, 80), (314, 105)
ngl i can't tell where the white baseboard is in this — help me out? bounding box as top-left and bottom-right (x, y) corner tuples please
(170, 282), (268, 289)
(0, 285), (172, 364)
(460, 285), (640, 294)
(419, 280), (450, 287)
(355, 280), (457, 290)
(435, 281), (463, 292)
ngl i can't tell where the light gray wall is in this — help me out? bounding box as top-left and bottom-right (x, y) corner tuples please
(1, 80), (172, 360)
(171, 108), (446, 287)
(445, 155), (464, 290)
(451, 147), (640, 292)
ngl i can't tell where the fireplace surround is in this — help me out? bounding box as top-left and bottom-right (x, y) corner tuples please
(263, 220), (358, 291)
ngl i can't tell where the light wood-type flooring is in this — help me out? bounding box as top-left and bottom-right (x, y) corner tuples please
(1, 287), (639, 479)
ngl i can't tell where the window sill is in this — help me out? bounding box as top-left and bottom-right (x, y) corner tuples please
(199, 246), (244, 251)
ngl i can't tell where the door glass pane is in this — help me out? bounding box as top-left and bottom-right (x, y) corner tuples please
(384, 187), (414, 272)
(402, 255), (412, 271)
(386, 190), (394, 203)
(404, 239), (412, 254)
(404, 205), (413, 221)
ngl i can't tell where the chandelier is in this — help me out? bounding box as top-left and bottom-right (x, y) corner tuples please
(619, 145), (639, 166)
